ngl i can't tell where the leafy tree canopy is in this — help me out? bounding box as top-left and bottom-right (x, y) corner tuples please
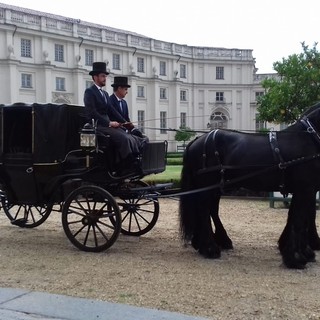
(174, 126), (196, 145)
(257, 42), (320, 124)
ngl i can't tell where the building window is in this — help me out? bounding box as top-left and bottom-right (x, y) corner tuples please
(85, 49), (94, 66)
(55, 44), (64, 62)
(216, 92), (224, 102)
(160, 88), (167, 100)
(137, 57), (145, 72)
(159, 61), (166, 76)
(112, 53), (120, 70)
(21, 39), (31, 57)
(180, 112), (186, 128)
(210, 112), (228, 129)
(255, 113), (266, 131)
(138, 110), (145, 133)
(180, 64), (186, 78)
(21, 73), (32, 88)
(216, 66), (224, 80)
(255, 91), (264, 101)
(85, 80), (92, 88)
(56, 77), (65, 91)
(137, 86), (145, 98)
(160, 111), (167, 134)
(180, 90), (187, 101)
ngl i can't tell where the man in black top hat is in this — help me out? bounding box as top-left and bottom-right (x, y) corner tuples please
(83, 62), (145, 176)
(109, 76), (145, 138)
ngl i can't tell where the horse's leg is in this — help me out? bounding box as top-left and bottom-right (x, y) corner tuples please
(210, 195), (233, 250)
(308, 202), (320, 250)
(180, 190), (221, 259)
(280, 189), (315, 269)
(278, 207), (292, 254)
(191, 192), (221, 259)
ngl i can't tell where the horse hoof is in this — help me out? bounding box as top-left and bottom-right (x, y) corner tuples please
(283, 252), (308, 269)
(283, 258), (307, 269)
(191, 237), (199, 250)
(199, 246), (221, 259)
(284, 262), (306, 269)
(309, 238), (320, 251)
(220, 242), (233, 250)
(303, 246), (316, 262)
(214, 234), (233, 250)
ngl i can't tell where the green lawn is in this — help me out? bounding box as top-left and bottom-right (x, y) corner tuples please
(143, 165), (182, 183)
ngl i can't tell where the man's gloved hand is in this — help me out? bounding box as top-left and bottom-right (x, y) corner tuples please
(122, 122), (135, 130)
(130, 128), (144, 138)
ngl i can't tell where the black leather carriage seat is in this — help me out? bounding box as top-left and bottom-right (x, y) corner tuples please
(140, 141), (167, 175)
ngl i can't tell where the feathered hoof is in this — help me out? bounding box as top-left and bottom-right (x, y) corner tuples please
(283, 260), (306, 270)
(309, 237), (320, 251)
(219, 240), (233, 250)
(191, 237), (199, 250)
(214, 233), (233, 250)
(303, 246), (316, 262)
(283, 252), (308, 269)
(199, 245), (221, 259)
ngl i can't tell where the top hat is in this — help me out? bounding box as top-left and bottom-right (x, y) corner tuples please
(111, 76), (131, 88)
(89, 62), (109, 76)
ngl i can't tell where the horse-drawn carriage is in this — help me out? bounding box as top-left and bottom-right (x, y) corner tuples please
(0, 102), (170, 252)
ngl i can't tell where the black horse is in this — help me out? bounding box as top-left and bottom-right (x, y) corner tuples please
(179, 102), (320, 269)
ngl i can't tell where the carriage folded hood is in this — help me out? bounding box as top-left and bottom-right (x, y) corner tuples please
(0, 103), (86, 163)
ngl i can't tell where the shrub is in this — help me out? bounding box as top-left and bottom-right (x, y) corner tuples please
(166, 152), (184, 158)
(166, 158), (183, 165)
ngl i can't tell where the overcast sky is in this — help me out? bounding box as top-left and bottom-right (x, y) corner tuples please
(1, 0), (319, 73)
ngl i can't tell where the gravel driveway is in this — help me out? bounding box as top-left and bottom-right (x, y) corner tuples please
(0, 198), (320, 319)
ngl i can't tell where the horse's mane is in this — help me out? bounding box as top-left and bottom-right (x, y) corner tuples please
(207, 128), (269, 137)
(202, 104), (320, 138)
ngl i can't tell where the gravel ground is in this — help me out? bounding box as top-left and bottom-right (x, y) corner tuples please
(0, 198), (320, 320)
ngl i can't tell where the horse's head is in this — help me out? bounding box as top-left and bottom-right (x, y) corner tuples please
(299, 102), (320, 132)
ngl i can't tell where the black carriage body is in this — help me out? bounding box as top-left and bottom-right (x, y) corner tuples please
(0, 103), (85, 205)
(0, 102), (169, 252)
(0, 102), (167, 206)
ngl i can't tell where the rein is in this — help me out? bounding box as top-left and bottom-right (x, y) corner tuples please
(150, 112), (320, 199)
(152, 152), (320, 199)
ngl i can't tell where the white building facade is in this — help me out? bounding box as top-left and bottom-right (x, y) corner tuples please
(0, 3), (277, 151)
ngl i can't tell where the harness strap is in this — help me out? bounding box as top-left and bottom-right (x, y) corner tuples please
(269, 131), (287, 194)
(269, 131), (285, 167)
(206, 129), (226, 188)
(300, 116), (320, 146)
(202, 129), (218, 168)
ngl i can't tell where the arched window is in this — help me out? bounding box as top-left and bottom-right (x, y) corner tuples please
(209, 111), (228, 129)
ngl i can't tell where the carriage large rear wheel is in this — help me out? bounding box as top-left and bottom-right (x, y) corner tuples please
(1, 196), (53, 228)
(62, 185), (121, 252)
(116, 180), (160, 236)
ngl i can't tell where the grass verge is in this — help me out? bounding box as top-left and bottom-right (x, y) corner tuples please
(143, 165), (182, 188)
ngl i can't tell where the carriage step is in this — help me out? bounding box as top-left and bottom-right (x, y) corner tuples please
(11, 218), (27, 227)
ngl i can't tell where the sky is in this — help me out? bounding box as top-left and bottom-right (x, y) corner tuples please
(1, 0), (319, 73)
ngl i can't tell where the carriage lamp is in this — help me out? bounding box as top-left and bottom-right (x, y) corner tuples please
(80, 123), (96, 151)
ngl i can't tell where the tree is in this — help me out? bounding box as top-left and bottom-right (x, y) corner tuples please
(174, 126), (196, 146)
(257, 42), (320, 124)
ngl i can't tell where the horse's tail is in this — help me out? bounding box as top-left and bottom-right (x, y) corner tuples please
(179, 141), (198, 242)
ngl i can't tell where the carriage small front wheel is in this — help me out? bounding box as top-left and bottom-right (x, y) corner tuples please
(61, 185), (121, 252)
(115, 180), (160, 236)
